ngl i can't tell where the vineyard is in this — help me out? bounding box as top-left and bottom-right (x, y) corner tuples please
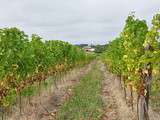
(102, 13), (160, 120)
(0, 28), (94, 119)
(0, 13), (160, 120)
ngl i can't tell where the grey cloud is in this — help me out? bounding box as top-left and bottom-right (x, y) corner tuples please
(0, 0), (160, 44)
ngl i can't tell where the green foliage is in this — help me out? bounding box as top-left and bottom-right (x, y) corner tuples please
(102, 12), (160, 89)
(0, 27), (94, 107)
(93, 45), (107, 53)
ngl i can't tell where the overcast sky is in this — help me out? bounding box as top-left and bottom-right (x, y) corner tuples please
(0, 0), (159, 45)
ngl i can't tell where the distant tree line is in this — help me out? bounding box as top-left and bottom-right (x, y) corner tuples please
(75, 44), (108, 53)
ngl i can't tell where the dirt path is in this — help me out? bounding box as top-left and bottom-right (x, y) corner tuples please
(100, 61), (160, 120)
(99, 61), (136, 120)
(8, 62), (94, 120)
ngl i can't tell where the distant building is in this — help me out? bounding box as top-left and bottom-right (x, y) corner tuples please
(83, 46), (95, 52)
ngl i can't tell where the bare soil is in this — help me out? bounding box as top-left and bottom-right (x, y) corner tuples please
(100, 64), (136, 120)
(100, 61), (160, 120)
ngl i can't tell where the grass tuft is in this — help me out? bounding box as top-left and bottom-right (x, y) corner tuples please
(57, 64), (103, 120)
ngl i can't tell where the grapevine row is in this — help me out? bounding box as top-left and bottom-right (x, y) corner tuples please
(0, 27), (94, 109)
(102, 13), (160, 120)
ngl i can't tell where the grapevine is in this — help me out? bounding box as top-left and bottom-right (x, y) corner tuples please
(102, 13), (160, 120)
(0, 27), (94, 116)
